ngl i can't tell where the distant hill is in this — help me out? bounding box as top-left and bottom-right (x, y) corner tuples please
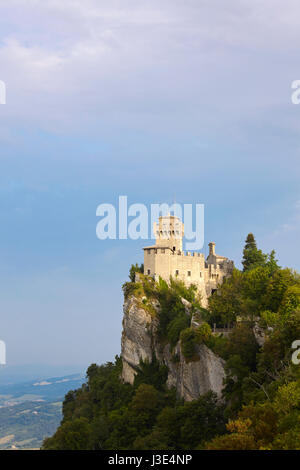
(0, 401), (62, 449)
(0, 373), (85, 449)
(0, 364), (86, 386)
(0, 373), (85, 407)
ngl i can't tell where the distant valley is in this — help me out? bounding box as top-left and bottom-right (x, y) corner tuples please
(0, 373), (85, 449)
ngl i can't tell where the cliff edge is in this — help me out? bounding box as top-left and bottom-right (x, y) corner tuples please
(121, 276), (226, 401)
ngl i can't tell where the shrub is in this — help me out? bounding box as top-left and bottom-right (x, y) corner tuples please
(122, 281), (141, 299)
(167, 314), (190, 348)
(129, 263), (144, 282)
(134, 357), (168, 391)
(180, 328), (198, 360)
(195, 322), (212, 344)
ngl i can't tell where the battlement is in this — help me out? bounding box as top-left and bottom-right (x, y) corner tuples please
(144, 247), (204, 257)
(143, 215), (234, 306)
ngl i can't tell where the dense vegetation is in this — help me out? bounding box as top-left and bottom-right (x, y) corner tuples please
(43, 234), (300, 450)
(42, 358), (225, 450)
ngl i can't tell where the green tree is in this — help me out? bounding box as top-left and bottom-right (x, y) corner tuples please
(195, 322), (212, 343)
(134, 357), (168, 391)
(129, 263), (144, 282)
(167, 314), (190, 347)
(43, 418), (92, 450)
(178, 392), (226, 449)
(266, 250), (280, 274)
(242, 233), (267, 272)
(208, 269), (243, 326)
(206, 403), (278, 450)
(180, 328), (197, 360)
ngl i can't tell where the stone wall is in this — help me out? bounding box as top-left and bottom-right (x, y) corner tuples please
(143, 248), (233, 307)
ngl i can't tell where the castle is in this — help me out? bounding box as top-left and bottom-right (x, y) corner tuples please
(143, 215), (234, 306)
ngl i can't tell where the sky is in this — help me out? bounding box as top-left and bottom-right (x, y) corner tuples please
(0, 0), (300, 371)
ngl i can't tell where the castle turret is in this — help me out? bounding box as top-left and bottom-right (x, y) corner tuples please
(154, 215), (184, 252)
(208, 242), (216, 256)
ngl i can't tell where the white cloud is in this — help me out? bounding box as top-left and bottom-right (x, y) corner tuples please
(0, 0), (300, 133)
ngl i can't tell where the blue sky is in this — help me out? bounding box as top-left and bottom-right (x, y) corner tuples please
(0, 0), (300, 370)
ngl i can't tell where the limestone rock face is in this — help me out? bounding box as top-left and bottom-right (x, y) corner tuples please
(160, 344), (226, 401)
(121, 295), (158, 383)
(121, 294), (226, 401)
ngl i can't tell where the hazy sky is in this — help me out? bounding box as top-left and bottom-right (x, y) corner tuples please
(0, 0), (300, 369)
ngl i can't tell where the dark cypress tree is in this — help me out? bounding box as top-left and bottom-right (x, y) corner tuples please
(244, 233), (256, 251)
(242, 233), (267, 271)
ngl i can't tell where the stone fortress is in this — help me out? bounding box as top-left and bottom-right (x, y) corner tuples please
(143, 215), (234, 306)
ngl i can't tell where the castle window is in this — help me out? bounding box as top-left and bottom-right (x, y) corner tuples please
(187, 271), (191, 277)
(173, 246), (176, 251)
(147, 269), (150, 275)
(200, 272), (202, 277)
(175, 270), (179, 276)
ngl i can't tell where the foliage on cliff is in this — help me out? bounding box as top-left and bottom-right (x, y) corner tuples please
(42, 357), (225, 450)
(43, 233), (300, 450)
(206, 375), (300, 450)
(203, 234), (300, 449)
(123, 272), (201, 346)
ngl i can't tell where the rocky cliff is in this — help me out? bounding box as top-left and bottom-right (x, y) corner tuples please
(121, 291), (226, 401)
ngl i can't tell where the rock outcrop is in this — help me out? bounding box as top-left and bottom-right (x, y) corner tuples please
(121, 295), (157, 384)
(121, 294), (226, 401)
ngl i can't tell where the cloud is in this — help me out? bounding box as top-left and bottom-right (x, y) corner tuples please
(1, 0), (300, 134)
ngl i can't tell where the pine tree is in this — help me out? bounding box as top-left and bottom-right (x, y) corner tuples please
(242, 233), (267, 271)
(244, 233), (256, 251)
